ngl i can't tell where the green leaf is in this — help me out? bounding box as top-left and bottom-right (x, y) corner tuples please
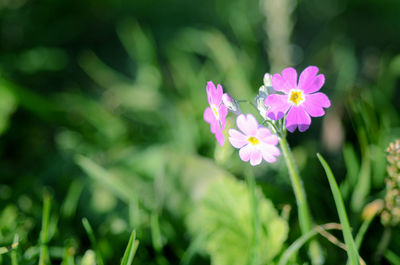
(39, 192), (51, 265)
(317, 154), (360, 265)
(120, 230), (139, 265)
(385, 250), (400, 265)
(278, 223), (342, 265)
(0, 84), (17, 135)
(187, 176), (288, 265)
(76, 155), (133, 203)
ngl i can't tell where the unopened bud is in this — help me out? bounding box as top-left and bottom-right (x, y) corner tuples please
(255, 95), (268, 120)
(263, 73), (272, 87)
(259, 73), (274, 98)
(259, 85), (267, 98)
(222, 93), (241, 115)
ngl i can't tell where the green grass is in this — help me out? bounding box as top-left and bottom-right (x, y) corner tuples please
(317, 154), (360, 265)
(120, 230), (139, 265)
(1, 0), (400, 264)
(39, 192), (51, 265)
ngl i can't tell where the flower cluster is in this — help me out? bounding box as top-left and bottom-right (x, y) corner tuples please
(381, 140), (400, 226)
(204, 66), (330, 166)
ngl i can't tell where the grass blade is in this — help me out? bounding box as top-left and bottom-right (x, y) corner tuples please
(278, 223), (342, 265)
(0, 235), (19, 255)
(385, 250), (400, 265)
(120, 230), (139, 265)
(82, 218), (104, 265)
(278, 228), (319, 265)
(317, 153), (360, 265)
(10, 235), (19, 265)
(150, 212), (163, 253)
(61, 179), (84, 219)
(76, 155), (132, 203)
(39, 192), (51, 265)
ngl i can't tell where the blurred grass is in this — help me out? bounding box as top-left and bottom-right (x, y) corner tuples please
(317, 154), (360, 265)
(0, 0), (400, 264)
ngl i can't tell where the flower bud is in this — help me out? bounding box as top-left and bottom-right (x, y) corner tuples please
(259, 85), (268, 98)
(222, 93), (241, 115)
(255, 95), (268, 120)
(263, 73), (272, 87)
(259, 73), (274, 98)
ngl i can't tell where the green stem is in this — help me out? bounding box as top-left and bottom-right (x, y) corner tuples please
(39, 192), (51, 265)
(279, 137), (323, 265)
(374, 227), (392, 263)
(246, 169), (260, 265)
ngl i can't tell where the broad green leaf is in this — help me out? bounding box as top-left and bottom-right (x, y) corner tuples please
(188, 176), (288, 265)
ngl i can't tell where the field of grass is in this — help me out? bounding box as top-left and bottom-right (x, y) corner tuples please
(1, 0), (400, 264)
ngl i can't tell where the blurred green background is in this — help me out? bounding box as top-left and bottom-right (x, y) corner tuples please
(1, 0), (400, 264)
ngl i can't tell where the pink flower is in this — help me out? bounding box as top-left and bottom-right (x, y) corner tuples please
(204, 81), (228, 146)
(264, 66), (331, 132)
(229, 114), (280, 166)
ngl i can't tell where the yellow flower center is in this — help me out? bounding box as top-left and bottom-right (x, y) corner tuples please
(288, 89), (305, 106)
(248, 136), (260, 146)
(211, 105), (219, 119)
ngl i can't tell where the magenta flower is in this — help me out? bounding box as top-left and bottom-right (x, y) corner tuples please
(204, 81), (228, 146)
(229, 114), (280, 166)
(264, 66), (331, 132)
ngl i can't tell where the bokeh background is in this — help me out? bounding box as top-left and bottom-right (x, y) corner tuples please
(1, 0), (400, 264)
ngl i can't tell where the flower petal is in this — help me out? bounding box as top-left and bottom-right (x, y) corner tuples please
(204, 107), (217, 133)
(237, 114), (258, 136)
(256, 127), (278, 145)
(256, 127), (271, 139)
(263, 134), (279, 146)
(271, 74), (290, 94)
(271, 67), (297, 93)
(286, 106), (311, 132)
(239, 144), (252, 162)
(265, 94), (291, 120)
(298, 66), (325, 94)
(282, 67), (298, 89)
(215, 126), (225, 146)
(206, 81), (216, 106)
(219, 104), (228, 130)
(260, 143), (280, 163)
(214, 84), (223, 105)
(303, 92), (331, 117)
(250, 148), (262, 166)
(229, 129), (248, 148)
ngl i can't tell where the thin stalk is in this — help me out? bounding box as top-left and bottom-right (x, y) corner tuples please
(246, 169), (260, 265)
(374, 227), (391, 263)
(11, 235), (18, 265)
(39, 192), (51, 265)
(279, 137), (323, 264)
(278, 223), (341, 265)
(11, 251), (18, 265)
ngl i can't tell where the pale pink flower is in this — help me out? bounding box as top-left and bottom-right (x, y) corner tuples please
(229, 114), (280, 166)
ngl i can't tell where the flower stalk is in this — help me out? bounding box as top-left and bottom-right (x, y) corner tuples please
(246, 168), (260, 265)
(204, 65), (330, 264)
(279, 136), (323, 264)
